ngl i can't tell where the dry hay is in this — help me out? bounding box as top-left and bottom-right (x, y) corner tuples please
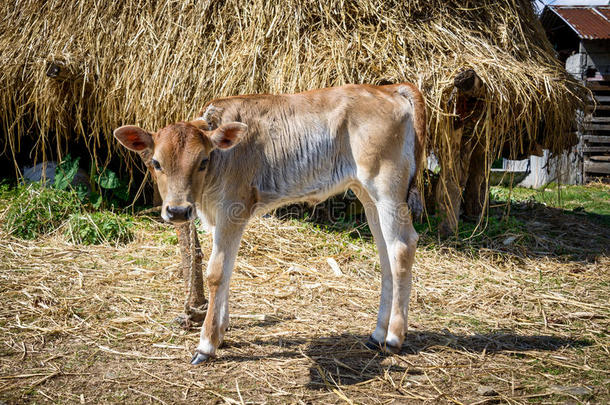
(0, 0), (585, 182)
(1, 205), (608, 403)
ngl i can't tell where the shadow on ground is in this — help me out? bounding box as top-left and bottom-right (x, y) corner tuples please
(275, 197), (610, 263)
(305, 331), (591, 389)
(495, 202), (610, 261)
(220, 330), (589, 389)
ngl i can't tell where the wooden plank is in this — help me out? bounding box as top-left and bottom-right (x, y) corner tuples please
(585, 104), (610, 112)
(589, 155), (610, 162)
(584, 161), (610, 174)
(586, 123), (610, 131)
(586, 82), (610, 91)
(583, 135), (610, 143)
(586, 116), (610, 123)
(595, 96), (610, 103)
(584, 145), (610, 153)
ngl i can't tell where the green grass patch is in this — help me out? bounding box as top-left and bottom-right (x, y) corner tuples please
(1, 182), (134, 245)
(63, 211), (134, 245)
(2, 182), (81, 240)
(491, 183), (610, 216)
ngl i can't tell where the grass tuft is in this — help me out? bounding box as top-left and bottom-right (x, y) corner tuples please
(2, 183), (81, 240)
(63, 211), (134, 245)
(0, 183), (134, 245)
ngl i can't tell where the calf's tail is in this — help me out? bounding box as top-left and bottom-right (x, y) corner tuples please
(398, 83), (426, 220)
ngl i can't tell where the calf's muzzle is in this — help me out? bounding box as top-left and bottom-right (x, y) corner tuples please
(166, 204), (194, 223)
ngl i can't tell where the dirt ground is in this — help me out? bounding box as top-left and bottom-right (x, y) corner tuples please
(1, 203), (608, 404)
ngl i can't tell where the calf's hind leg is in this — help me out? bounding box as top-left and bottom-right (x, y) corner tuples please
(353, 187), (394, 352)
(360, 177), (418, 353)
(375, 198), (417, 352)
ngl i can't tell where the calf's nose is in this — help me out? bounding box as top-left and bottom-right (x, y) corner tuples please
(166, 205), (193, 222)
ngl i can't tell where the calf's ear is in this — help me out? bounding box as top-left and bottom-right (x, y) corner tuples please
(114, 125), (154, 152)
(210, 122), (248, 150)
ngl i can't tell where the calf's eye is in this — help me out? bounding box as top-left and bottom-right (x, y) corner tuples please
(198, 158), (209, 172)
(152, 159), (161, 171)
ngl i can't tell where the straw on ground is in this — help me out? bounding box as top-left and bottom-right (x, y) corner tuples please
(1, 195), (608, 403)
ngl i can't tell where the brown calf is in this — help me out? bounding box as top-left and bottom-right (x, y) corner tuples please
(114, 83), (426, 364)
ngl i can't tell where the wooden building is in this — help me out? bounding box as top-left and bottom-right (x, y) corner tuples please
(541, 2), (610, 182)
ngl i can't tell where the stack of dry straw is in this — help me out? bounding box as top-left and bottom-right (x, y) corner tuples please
(0, 0), (584, 183)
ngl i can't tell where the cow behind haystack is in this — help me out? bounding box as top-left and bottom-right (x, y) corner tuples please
(114, 83), (426, 364)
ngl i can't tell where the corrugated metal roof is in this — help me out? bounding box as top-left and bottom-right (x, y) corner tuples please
(548, 5), (610, 39)
(548, 1), (609, 5)
(598, 5), (610, 19)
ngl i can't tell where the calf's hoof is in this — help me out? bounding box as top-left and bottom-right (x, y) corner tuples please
(190, 350), (214, 365)
(365, 336), (401, 355)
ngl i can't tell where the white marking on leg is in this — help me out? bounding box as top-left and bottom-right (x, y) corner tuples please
(376, 198), (417, 349)
(385, 331), (401, 348)
(355, 185), (392, 343)
(197, 217), (244, 356)
(196, 338), (216, 355)
(217, 281), (231, 338)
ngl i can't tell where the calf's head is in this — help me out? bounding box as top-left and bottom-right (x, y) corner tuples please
(114, 120), (247, 224)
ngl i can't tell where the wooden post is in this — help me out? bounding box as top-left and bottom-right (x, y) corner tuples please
(435, 130), (474, 237)
(463, 140), (487, 218)
(436, 69), (485, 237)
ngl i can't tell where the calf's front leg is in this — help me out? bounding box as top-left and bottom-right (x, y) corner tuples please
(191, 217), (245, 364)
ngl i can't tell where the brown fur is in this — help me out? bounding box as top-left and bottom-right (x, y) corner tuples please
(114, 83), (427, 361)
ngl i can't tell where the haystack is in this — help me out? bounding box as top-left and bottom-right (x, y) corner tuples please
(0, 0), (586, 232)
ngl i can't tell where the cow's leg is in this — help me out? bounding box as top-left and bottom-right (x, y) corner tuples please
(356, 172), (417, 354)
(191, 218), (245, 365)
(353, 187), (393, 349)
(374, 198), (417, 353)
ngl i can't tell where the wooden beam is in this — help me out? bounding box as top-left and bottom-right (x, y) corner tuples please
(463, 141), (487, 218)
(584, 161), (610, 174)
(586, 124), (610, 131)
(586, 82), (610, 91)
(583, 135), (610, 143)
(583, 145), (610, 153)
(585, 104), (610, 112)
(586, 116), (610, 123)
(586, 74), (610, 82)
